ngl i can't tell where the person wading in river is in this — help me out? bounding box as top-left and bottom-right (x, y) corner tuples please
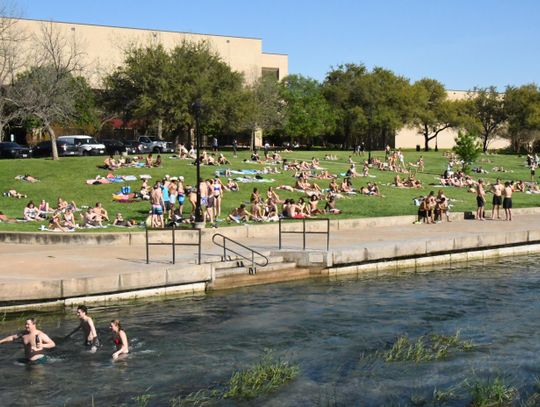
(0, 318), (55, 363)
(65, 305), (100, 352)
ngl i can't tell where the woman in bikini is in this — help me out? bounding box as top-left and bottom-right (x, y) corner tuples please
(63, 208), (76, 229)
(213, 177), (224, 218)
(110, 320), (129, 360)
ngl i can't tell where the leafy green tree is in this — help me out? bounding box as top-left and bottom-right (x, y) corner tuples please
(453, 131), (482, 171)
(411, 78), (462, 151)
(322, 64), (412, 149)
(102, 41), (244, 142)
(503, 84), (540, 152)
(238, 75), (284, 150)
(464, 86), (507, 153)
(322, 64), (368, 148)
(279, 74), (335, 146)
(11, 22), (84, 159)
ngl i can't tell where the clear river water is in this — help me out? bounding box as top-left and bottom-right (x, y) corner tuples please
(1, 255), (540, 406)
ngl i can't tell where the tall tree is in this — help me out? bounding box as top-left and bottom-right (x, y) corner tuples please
(0, 9), (27, 140)
(465, 86), (507, 153)
(239, 75), (284, 150)
(322, 63), (368, 148)
(102, 41), (244, 142)
(279, 74), (335, 146)
(503, 84), (540, 152)
(12, 21), (84, 159)
(411, 78), (462, 151)
(323, 64), (412, 150)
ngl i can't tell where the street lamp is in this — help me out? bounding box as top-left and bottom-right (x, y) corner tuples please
(192, 101), (205, 229)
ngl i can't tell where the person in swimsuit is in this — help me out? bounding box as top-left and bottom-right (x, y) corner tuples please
(476, 179), (486, 221)
(110, 319), (129, 360)
(150, 182), (165, 228)
(503, 181), (513, 221)
(65, 305), (100, 352)
(491, 178), (503, 220)
(0, 318), (55, 363)
(213, 177), (224, 218)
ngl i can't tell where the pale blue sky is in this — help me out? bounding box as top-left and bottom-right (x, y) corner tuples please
(14, 0), (540, 90)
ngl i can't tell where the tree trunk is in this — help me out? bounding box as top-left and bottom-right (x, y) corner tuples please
(157, 119), (163, 140)
(482, 133), (488, 153)
(46, 124), (59, 160)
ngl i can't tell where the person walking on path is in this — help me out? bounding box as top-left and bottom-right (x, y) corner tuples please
(476, 179), (486, 221)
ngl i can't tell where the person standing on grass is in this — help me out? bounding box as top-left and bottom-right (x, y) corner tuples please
(503, 181), (513, 221)
(150, 182), (165, 228)
(491, 178), (503, 220)
(476, 179), (486, 221)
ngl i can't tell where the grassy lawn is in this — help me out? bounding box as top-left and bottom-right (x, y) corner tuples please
(0, 149), (538, 232)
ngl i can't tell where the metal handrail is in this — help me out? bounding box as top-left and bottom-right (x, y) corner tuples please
(278, 218), (330, 250)
(145, 226), (202, 265)
(212, 233), (269, 274)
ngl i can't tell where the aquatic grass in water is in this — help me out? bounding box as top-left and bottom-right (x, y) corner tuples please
(467, 376), (517, 406)
(383, 330), (474, 363)
(223, 351), (300, 399)
(169, 352), (299, 404)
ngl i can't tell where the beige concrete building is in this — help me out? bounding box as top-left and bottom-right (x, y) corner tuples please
(14, 18), (288, 87)
(395, 90), (509, 150)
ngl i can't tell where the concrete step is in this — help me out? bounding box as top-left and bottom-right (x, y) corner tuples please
(209, 256), (284, 270)
(215, 261), (296, 278)
(210, 267), (313, 290)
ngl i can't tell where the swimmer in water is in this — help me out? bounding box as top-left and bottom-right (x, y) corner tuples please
(0, 318), (55, 363)
(110, 319), (129, 360)
(65, 305), (100, 352)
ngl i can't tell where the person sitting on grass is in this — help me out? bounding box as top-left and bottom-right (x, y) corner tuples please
(23, 201), (43, 221)
(94, 202), (110, 222)
(228, 204), (254, 223)
(48, 210), (67, 232)
(154, 154), (162, 168)
(113, 212), (135, 227)
(63, 207), (77, 229)
(103, 155), (119, 171)
(225, 178), (239, 192)
(217, 153), (230, 165)
(81, 208), (101, 228)
(309, 194), (324, 215)
(145, 153), (154, 168)
(324, 194), (342, 214)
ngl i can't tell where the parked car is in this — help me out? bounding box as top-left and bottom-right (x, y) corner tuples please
(101, 139), (137, 155)
(125, 140), (151, 154)
(136, 135), (171, 153)
(57, 135), (105, 156)
(33, 140), (81, 157)
(0, 142), (32, 158)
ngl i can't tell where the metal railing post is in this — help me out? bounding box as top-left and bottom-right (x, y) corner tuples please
(222, 235), (226, 261)
(278, 219), (282, 249)
(198, 229), (201, 265)
(172, 225), (176, 264)
(145, 226), (149, 264)
(326, 219), (330, 250)
(302, 219), (306, 250)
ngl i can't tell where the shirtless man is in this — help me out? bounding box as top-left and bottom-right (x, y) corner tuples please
(490, 178), (503, 220)
(476, 179), (486, 221)
(65, 305), (100, 352)
(0, 318), (55, 363)
(150, 182), (165, 228)
(503, 181), (513, 221)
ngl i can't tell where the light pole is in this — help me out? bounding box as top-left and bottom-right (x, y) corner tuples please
(192, 101), (205, 229)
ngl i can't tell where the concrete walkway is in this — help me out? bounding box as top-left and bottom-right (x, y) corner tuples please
(1, 209), (540, 307)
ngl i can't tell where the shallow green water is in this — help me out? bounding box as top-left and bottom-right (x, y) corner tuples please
(1, 256), (540, 406)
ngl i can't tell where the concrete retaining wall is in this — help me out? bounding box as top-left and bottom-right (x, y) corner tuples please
(0, 264), (212, 302)
(3, 207), (539, 246)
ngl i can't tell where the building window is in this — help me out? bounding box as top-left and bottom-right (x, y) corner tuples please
(262, 68), (279, 80)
